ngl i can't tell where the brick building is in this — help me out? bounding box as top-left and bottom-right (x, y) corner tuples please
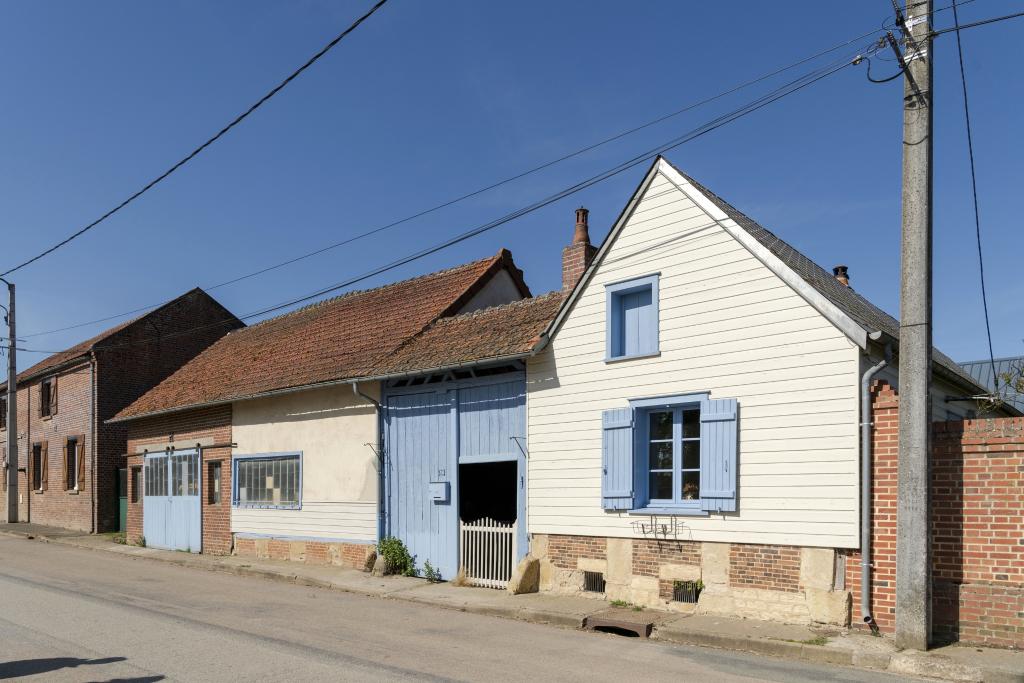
(1, 288), (241, 533)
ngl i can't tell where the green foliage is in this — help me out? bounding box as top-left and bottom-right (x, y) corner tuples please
(377, 536), (416, 576)
(111, 532), (127, 545)
(136, 535), (146, 548)
(610, 599), (632, 608)
(673, 579), (704, 590)
(423, 560), (442, 583)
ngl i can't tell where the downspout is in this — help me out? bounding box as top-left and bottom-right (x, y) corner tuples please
(860, 338), (891, 630)
(351, 382), (384, 542)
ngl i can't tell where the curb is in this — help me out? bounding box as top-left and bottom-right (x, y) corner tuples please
(652, 627), (854, 667)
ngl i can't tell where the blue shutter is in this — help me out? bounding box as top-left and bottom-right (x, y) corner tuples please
(699, 397), (738, 512)
(602, 408), (634, 510)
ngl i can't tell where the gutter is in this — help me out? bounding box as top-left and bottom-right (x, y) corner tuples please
(90, 353), (97, 534)
(860, 332), (891, 630)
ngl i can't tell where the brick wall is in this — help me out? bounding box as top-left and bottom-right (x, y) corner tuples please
(126, 404), (233, 554)
(729, 543), (802, 593)
(95, 289), (242, 531)
(632, 538), (702, 600)
(546, 534), (607, 569)
(9, 363), (95, 532)
(846, 380), (1024, 648)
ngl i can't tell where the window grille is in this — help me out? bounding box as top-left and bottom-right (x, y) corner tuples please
(234, 454), (300, 509)
(145, 455), (168, 497)
(583, 571), (606, 593)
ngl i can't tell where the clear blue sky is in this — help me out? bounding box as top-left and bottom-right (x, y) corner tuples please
(2, 0), (1022, 372)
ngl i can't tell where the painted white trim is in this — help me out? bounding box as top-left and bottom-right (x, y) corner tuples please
(656, 159), (869, 349)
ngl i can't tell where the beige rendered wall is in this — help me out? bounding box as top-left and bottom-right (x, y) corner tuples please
(231, 382), (380, 542)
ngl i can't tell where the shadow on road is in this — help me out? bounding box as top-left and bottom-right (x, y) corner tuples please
(0, 656), (144, 680)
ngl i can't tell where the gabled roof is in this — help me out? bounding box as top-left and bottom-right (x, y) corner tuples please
(111, 250), (531, 422)
(369, 291), (564, 378)
(543, 156), (991, 397)
(960, 356), (1024, 411)
(15, 288), (227, 385)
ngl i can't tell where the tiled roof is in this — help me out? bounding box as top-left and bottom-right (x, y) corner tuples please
(668, 160), (988, 395)
(372, 291), (564, 377)
(15, 288), (208, 384)
(112, 251), (530, 421)
(960, 356), (1024, 411)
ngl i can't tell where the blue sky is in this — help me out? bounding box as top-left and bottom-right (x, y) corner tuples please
(2, 0), (1022, 372)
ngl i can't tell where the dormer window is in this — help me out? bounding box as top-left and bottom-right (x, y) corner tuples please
(605, 274), (660, 361)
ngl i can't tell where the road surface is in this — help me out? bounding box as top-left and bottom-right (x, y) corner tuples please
(0, 536), (920, 682)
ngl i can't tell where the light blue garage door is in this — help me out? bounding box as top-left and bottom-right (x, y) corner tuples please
(143, 449), (201, 552)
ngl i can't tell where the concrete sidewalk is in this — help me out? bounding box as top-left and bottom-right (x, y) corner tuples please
(3, 522), (1021, 682)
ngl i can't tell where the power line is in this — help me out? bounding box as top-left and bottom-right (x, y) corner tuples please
(931, 9), (1024, 35)
(13, 50), (866, 358)
(951, 0), (998, 388)
(0, 0), (390, 279)
(23, 27), (886, 340)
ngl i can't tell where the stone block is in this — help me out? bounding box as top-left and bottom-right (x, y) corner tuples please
(254, 538), (270, 560)
(329, 544), (344, 566)
(370, 553), (387, 577)
(538, 559), (555, 591)
(805, 588), (851, 626)
(577, 557), (607, 573)
(799, 547), (835, 592)
(606, 537), (632, 586)
(530, 534), (549, 558)
(289, 541), (306, 563)
(701, 542), (730, 587)
(508, 556), (540, 594)
(659, 563), (701, 581)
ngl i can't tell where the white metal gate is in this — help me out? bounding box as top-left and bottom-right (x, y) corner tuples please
(459, 517), (517, 589)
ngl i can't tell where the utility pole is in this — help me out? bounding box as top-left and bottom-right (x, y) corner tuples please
(2, 278), (16, 523)
(895, 0), (933, 650)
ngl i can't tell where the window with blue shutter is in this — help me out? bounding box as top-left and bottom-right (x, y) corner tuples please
(601, 408), (634, 510)
(605, 275), (659, 361)
(600, 393), (738, 515)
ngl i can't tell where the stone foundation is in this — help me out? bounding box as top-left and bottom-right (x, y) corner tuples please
(233, 535), (375, 570)
(534, 533), (851, 627)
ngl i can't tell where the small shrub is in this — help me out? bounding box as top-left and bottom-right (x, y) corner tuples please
(136, 536), (147, 548)
(423, 561), (441, 583)
(112, 532), (127, 545)
(377, 536), (416, 576)
(610, 599), (632, 608)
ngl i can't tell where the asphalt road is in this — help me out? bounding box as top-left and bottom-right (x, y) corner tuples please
(0, 536), (922, 682)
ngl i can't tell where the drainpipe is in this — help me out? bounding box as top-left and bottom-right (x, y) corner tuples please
(351, 382), (384, 541)
(860, 339), (891, 629)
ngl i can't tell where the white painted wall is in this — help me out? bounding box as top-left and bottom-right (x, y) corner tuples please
(526, 169), (863, 548)
(231, 382), (379, 542)
(458, 268), (524, 313)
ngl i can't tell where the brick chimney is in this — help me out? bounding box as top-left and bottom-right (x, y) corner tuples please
(833, 265), (850, 288)
(562, 207), (597, 291)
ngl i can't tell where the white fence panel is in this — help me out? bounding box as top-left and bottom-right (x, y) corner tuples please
(459, 517), (517, 589)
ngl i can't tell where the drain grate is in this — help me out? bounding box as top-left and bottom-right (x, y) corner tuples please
(583, 571), (606, 593)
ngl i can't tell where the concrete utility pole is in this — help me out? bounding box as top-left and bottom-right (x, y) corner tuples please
(2, 278), (16, 523)
(895, 0), (933, 650)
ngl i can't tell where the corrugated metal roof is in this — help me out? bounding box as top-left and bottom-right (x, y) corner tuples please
(959, 356), (1024, 411)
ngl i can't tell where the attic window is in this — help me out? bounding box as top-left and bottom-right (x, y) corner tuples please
(605, 275), (660, 361)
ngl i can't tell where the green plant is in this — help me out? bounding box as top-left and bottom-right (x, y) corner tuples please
(610, 599), (632, 608)
(377, 536), (416, 576)
(136, 536), (146, 548)
(111, 532), (127, 545)
(423, 560), (442, 583)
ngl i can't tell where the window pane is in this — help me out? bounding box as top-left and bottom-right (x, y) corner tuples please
(236, 455), (299, 508)
(649, 472), (673, 500)
(682, 440), (700, 470)
(648, 442), (672, 470)
(682, 471), (700, 500)
(648, 410), (672, 440)
(682, 409), (700, 438)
